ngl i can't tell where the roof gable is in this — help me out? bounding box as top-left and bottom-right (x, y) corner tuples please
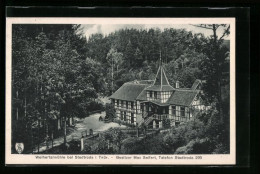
(153, 66), (170, 86)
(146, 65), (174, 91)
(191, 79), (202, 90)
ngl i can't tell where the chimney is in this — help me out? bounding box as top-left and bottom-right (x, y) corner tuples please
(176, 81), (179, 89)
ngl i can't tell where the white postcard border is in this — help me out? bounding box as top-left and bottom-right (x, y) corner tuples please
(6, 17), (236, 165)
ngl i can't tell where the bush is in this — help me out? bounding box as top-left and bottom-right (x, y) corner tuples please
(205, 109), (230, 153)
(163, 133), (185, 153)
(75, 101), (104, 118)
(121, 137), (141, 154)
(175, 138), (213, 154)
(120, 133), (167, 154)
(213, 143), (229, 154)
(183, 119), (205, 142)
(142, 133), (167, 154)
(105, 103), (116, 121)
(91, 128), (127, 153)
(90, 138), (115, 154)
(160, 119), (206, 153)
(162, 118), (171, 129)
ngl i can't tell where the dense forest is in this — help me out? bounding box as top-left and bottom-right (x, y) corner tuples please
(12, 24), (230, 153)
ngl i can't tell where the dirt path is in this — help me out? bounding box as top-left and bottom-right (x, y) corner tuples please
(33, 112), (125, 153)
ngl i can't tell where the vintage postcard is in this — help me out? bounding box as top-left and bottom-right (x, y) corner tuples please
(5, 17), (235, 165)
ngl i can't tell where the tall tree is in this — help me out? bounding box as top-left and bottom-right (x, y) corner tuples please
(124, 40), (135, 68)
(134, 47), (143, 67)
(12, 24), (106, 151)
(193, 24), (230, 122)
(106, 48), (124, 94)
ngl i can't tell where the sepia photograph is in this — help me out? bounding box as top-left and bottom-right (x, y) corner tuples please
(5, 18), (235, 165)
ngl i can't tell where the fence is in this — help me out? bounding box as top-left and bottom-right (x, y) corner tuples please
(36, 125), (168, 154)
(77, 126), (162, 151)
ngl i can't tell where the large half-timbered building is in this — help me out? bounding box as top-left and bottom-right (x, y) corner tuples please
(109, 64), (209, 128)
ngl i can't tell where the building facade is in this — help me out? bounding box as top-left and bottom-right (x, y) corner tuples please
(109, 65), (209, 128)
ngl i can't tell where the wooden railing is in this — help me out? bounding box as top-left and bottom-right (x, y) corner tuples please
(138, 118), (145, 127)
(143, 116), (154, 126)
(153, 114), (169, 120)
(142, 111), (148, 118)
(153, 114), (192, 122)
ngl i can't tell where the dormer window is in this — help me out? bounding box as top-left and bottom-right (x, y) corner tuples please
(145, 64), (174, 102)
(161, 91), (171, 103)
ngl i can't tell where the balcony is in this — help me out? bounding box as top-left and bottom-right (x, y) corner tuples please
(152, 114), (192, 122)
(153, 114), (169, 120)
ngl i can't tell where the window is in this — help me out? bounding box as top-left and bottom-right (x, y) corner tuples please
(172, 105), (176, 116)
(124, 112), (126, 121)
(137, 102), (140, 112)
(176, 106), (180, 116)
(126, 112), (130, 123)
(131, 102), (134, 109)
(186, 107), (190, 119)
(126, 101), (128, 109)
(180, 107), (185, 117)
(117, 100), (119, 107)
(120, 111), (123, 120)
(116, 110), (120, 119)
(161, 91), (170, 103)
(121, 101), (123, 108)
(154, 91), (157, 99)
(161, 92), (164, 102)
(150, 91), (153, 98)
(131, 113), (134, 124)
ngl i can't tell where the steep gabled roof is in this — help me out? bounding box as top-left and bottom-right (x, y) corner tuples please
(146, 65), (174, 91)
(109, 82), (148, 101)
(153, 66), (169, 86)
(167, 89), (199, 106)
